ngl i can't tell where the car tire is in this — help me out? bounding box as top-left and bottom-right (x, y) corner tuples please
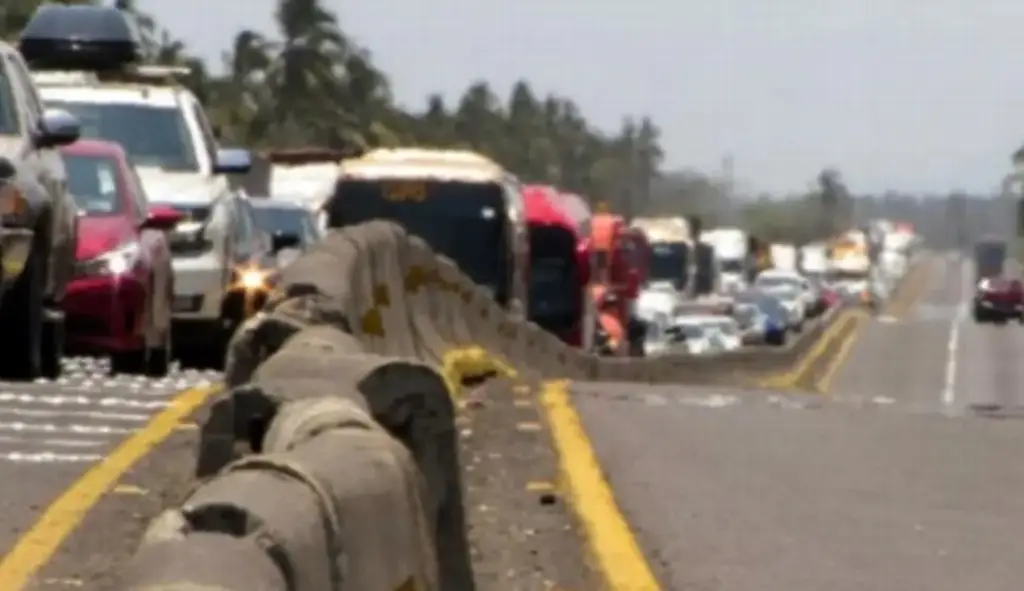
(0, 247), (47, 380)
(111, 348), (146, 375)
(40, 312), (64, 380)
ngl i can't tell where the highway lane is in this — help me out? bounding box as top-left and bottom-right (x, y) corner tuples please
(571, 255), (1024, 589)
(572, 381), (1024, 590)
(826, 253), (959, 411)
(0, 358), (216, 557)
(830, 253), (1024, 415)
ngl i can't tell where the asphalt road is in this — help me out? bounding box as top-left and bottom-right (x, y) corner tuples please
(0, 358), (216, 558)
(573, 253), (1024, 590)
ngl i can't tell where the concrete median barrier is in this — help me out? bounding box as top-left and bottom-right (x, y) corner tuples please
(122, 220), (924, 588)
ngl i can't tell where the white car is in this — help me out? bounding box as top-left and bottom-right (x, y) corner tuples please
(690, 315), (743, 351)
(33, 66), (268, 367)
(764, 285), (806, 330)
(733, 302), (768, 344)
(668, 317), (720, 355)
(755, 269), (816, 311)
(642, 311), (689, 356)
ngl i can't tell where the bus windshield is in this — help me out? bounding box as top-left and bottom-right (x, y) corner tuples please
(528, 226), (581, 329)
(327, 178), (511, 304)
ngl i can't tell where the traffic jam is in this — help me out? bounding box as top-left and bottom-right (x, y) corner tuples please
(0, 3), (922, 395)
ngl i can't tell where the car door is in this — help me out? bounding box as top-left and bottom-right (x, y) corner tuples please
(4, 50), (75, 297)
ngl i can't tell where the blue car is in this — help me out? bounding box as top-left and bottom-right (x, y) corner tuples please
(735, 291), (788, 346)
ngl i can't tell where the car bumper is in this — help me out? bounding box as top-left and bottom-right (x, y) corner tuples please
(976, 299), (1021, 315)
(64, 274), (148, 353)
(172, 254), (228, 320)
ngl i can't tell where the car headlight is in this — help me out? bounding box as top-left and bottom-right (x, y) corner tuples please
(76, 241), (140, 277)
(231, 264), (273, 291)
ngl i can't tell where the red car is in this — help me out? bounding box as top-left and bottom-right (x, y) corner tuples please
(60, 140), (181, 376)
(973, 276), (1024, 323)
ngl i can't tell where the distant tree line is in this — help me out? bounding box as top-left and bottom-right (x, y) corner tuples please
(3, 0), (1009, 247)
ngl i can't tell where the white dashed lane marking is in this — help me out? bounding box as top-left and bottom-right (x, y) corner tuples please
(0, 357), (218, 464)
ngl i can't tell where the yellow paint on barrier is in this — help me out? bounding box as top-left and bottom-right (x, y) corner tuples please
(0, 385), (219, 590)
(540, 380), (661, 591)
(758, 309), (857, 389)
(440, 346), (517, 398)
(813, 311), (868, 393)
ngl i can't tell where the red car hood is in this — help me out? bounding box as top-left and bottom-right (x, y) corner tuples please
(76, 216), (136, 261)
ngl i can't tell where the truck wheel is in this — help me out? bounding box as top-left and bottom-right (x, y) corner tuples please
(0, 248), (46, 380)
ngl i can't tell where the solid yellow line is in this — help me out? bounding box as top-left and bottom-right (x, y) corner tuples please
(813, 311), (867, 393)
(0, 385), (218, 589)
(540, 380), (661, 590)
(760, 309), (854, 388)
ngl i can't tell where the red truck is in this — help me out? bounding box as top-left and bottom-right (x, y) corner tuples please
(523, 185), (594, 348)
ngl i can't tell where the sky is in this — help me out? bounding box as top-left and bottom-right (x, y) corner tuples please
(137, 0), (1024, 195)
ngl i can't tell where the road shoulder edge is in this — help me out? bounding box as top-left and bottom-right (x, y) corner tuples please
(540, 379), (661, 591)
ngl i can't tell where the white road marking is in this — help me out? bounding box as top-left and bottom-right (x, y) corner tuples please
(2, 452), (104, 463)
(941, 261), (969, 410)
(0, 407), (150, 422)
(0, 435), (106, 448)
(0, 356), (219, 464)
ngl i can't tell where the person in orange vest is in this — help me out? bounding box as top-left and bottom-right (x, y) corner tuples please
(592, 284), (625, 355)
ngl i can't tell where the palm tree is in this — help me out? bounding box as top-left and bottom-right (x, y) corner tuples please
(267, 0), (350, 146)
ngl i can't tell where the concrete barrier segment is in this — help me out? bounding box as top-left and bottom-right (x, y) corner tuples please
(352, 359), (473, 588)
(141, 462), (342, 590)
(262, 425), (439, 590)
(117, 532), (289, 590)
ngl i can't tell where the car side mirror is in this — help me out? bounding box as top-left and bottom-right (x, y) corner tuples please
(35, 109), (80, 148)
(212, 147), (253, 174)
(271, 232), (301, 252)
(141, 206), (183, 230)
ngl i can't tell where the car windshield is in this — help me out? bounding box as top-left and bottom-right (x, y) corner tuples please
(327, 178), (511, 304)
(756, 275), (798, 289)
(62, 153), (123, 215)
(677, 323), (705, 339)
(707, 320), (738, 335)
(648, 242), (688, 288)
(830, 270), (867, 282)
(529, 256), (579, 317)
(46, 101), (199, 172)
(768, 285), (799, 299)
(720, 258), (745, 273)
(738, 292), (785, 319)
(253, 206), (317, 246)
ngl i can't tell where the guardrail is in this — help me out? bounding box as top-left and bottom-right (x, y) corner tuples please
(117, 221), (918, 589)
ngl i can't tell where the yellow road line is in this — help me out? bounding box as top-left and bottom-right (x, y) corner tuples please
(759, 310), (856, 389)
(540, 380), (661, 590)
(0, 385), (218, 589)
(882, 261), (932, 318)
(813, 311), (868, 393)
